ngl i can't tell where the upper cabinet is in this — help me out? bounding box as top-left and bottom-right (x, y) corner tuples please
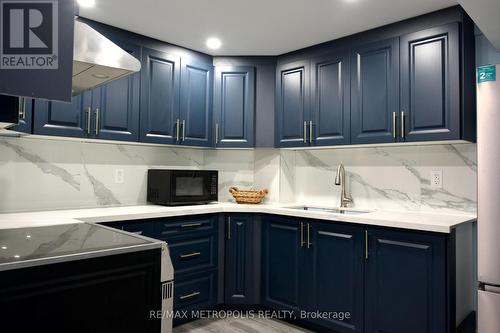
(214, 66), (255, 148)
(275, 60), (310, 148)
(311, 51), (351, 146)
(400, 23), (460, 142)
(140, 47), (181, 145)
(180, 59), (213, 147)
(350, 38), (399, 145)
(275, 7), (475, 148)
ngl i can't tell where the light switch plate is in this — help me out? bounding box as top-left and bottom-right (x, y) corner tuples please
(430, 170), (442, 188)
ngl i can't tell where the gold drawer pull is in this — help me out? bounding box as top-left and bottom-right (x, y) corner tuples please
(180, 223), (202, 228)
(179, 291), (200, 300)
(180, 252), (201, 259)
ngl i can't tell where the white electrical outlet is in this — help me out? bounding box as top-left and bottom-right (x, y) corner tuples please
(114, 169), (125, 184)
(430, 170), (442, 188)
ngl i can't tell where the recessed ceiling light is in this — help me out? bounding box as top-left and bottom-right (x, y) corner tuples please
(92, 73), (109, 79)
(1, 246), (7, 250)
(206, 38), (222, 50)
(77, 0), (96, 8)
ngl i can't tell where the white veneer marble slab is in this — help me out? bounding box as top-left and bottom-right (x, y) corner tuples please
(0, 202), (476, 233)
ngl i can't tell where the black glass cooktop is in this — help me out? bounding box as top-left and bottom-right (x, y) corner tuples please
(0, 223), (153, 266)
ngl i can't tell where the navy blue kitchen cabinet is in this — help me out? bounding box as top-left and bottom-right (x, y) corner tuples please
(91, 42), (141, 141)
(400, 23), (460, 142)
(276, 60), (310, 147)
(365, 228), (447, 333)
(34, 43), (141, 141)
(262, 216), (305, 312)
(214, 66), (255, 148)
(140, 47), (181, 145)
(10, 97), (33, 133)
(306, 221), (364, 333)
(224, 214), (257, 304)
(310, 51), (351, 146)
(350, 38), (400, 144)
(34, 92), (92, 138)
(179, 59), (213, 147)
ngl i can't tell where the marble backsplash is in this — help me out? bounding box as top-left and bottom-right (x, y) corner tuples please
(281, 144), (477, 215)
(0, 136), (477, 215)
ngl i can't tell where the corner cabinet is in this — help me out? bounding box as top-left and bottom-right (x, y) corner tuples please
(214, 66), (255, 148)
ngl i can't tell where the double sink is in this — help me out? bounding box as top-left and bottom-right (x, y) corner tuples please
(286, 206), (371, 215)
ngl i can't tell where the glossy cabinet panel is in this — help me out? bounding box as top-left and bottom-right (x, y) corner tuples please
(140, 47), (181, 144)
(214, 66), (255, 148)
(350, 38), (400, 144)
(311, 51), (350, 146)
(276, 60), (310, 147)
(180, 59), (213, 147)
(401, 23), (460, 142)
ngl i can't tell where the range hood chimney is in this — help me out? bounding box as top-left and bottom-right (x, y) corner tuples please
(72, 18), (141, 95)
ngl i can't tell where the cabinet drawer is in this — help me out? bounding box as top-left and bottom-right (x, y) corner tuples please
(101, 221), (154, 237)
(174, 272), (216, 310)
(156, 215), (216, 239)
(169, 235), (217, 275)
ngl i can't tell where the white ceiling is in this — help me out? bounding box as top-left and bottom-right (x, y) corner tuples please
(80, 0), (458, 56)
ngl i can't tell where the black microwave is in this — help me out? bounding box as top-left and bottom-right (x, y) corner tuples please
(147, 170), (218, 206)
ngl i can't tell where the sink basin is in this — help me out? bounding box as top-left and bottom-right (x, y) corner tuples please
(286, 206), (371, 215)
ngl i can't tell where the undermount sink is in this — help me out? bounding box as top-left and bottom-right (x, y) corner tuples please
(286, 206), (371, 215)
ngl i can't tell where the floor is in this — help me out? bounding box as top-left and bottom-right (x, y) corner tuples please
(173, 318), (315, 333)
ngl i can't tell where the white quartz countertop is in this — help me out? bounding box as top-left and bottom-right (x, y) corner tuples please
(0, 203), (476, 233)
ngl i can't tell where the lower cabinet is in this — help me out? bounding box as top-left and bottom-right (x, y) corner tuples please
(224, 214), (259, 304)
(262, 215), (448, 333)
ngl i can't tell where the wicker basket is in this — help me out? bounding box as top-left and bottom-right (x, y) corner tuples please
(229, 187), (268, 204)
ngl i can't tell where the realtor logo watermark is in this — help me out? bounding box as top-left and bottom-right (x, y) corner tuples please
(0, 0), (58, 69)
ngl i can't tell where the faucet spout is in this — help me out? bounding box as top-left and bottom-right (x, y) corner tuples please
(334, 163), (353, 208)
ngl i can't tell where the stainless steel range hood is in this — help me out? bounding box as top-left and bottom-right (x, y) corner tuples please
(72, 18), (141, 95)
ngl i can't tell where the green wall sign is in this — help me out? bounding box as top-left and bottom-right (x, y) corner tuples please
(478, 65), (496, 83)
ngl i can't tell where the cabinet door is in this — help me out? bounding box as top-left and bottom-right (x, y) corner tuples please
(401, 23), (460, 142)
(365, 228), (446, 333)
(92, 42), (141, 142)
(9, 97), (32, 133)
(224, 214), (254, 304)
(140, 47), (180, 144)
(179, 59), (213, 147)
(351, 38), (399, 144)
(262, 216), (305, 312)
(306, 222), (364, 333)
(34, 92), (92, 138)
(311, 51), (350, 146)
(276, 60), (310, 147)
(214, 66), (255, 148)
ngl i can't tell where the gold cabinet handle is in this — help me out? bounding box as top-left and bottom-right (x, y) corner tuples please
(85, 107), (91, 135)
(400, 111), (405, 140)
(215, 123), (219, 145)
(392, 112), (397, 139)
(182, 119), (186, 141)
(227, 216), (231, 240)
(180, 223), (201, 228)
(175, 119), (180, 141)
(300, 222), (305, 247)
(307, 223), (312, 248)
(94, 108), (100, 136)
(365, 230), (369, 260)
(180, 252), (201, 259)
(179, 291), (200, 300)
(309, 121), (313, 144)
(303, 121), (307, 143)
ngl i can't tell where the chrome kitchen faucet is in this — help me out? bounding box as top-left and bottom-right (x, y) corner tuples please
(335, 163), (353, 208)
